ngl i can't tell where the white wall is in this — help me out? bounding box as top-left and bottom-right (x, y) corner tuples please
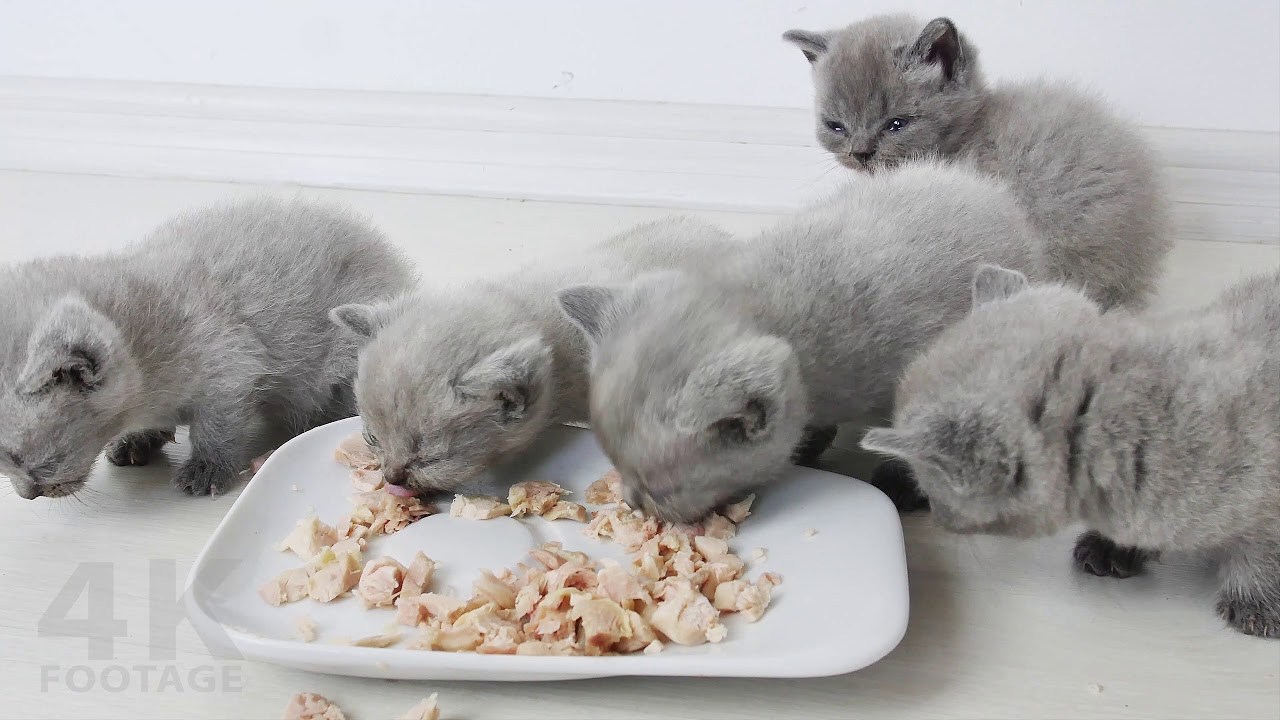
(2, 0), (1278, 131)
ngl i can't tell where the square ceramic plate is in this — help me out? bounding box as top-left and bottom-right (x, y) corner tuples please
(185, 417), (908, 681)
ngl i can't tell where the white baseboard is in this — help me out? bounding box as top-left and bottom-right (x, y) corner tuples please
(1, 76), (1276, 244)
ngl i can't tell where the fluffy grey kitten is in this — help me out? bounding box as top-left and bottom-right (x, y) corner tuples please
(329, 216), (740, 498)
(783, 14), (1169, 311)
(862, 266), (1280, 638)
(0, 197), (414, 500)
(558, 161), (1059, 524)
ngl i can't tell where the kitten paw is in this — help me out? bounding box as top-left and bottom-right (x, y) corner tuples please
(105, 429), (176, 466)
(1217, 595), (1280, 639)
(173, 457), (238, 497)
(868, 458), (930, 512)
(791, 425), (837, 467)
(1072, 531), (1152, 579)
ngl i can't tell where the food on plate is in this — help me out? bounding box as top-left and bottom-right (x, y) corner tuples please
(282, 693), (346, 720)
(295, 615), (318, 642)
(276, 517), (340, 560)
(259, 567), (310, 606)
(357, 556), (406, 608)
(307, 549), (363, 602)
(449, 494), (511, 520)
(508, 480), (568, 517)
(723, 493), (755, 523)
(542, 500), (588, 522)
(585, 469), (623, 504)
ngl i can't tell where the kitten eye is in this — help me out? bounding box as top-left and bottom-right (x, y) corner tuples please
(823, 119), (847, 134)
(884, 117), (909, 133)
(362, 427), (379, 448)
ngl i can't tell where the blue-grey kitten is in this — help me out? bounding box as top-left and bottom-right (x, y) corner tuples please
(862, 266), (1280, 638)
(0, 197), (415, 499)
(558, 161), (1061, 524)
(329, 216), (740, 498)
(784, 14), (1169, 311)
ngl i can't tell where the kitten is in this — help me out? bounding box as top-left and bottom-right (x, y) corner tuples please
(0, 197), (415, 500)
(861, 266), (1280, 638)
(558, 161), (1057, 523)
(329, 216), (740, 498)
(784, 14), (1170, 311)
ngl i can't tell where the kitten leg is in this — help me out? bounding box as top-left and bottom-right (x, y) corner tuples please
(174, 398), (260, 497)
(867, 458), (931, 512)
(105, 428), (176, 467)
(1072, 530), (1157, 579)
(791, 425), (837, 466)
(1216, 545), (1280, 639)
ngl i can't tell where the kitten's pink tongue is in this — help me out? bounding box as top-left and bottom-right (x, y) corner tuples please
(384, 484), (416, 498)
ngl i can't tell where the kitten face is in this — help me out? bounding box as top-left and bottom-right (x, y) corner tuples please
(785, 15), (982, 172)
(0, 297), (140, 499)
(862, 266), (1104, 537)
(558, 275), (807, 523)
(332, 300), (554, 497)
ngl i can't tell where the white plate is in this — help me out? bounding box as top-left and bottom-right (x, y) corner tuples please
(185, 418), (909, 681)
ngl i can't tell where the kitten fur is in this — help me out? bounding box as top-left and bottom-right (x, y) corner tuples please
(0, 197), (415, 500)
(784, 14), (1169, 310)
(559, 161), (1061, 523)
(330, 216), (740, 497)
(861, 266), (1280, 638)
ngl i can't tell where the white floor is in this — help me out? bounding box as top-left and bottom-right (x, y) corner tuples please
(0, 170), (1277, 719)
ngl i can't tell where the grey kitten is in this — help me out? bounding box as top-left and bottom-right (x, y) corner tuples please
(862, 266), (1280, 638)
(0, 197), (415, 500)
(329, 216), (740, 498)
(558, 161), (1058, 524)
(784, 14), (1169, 311)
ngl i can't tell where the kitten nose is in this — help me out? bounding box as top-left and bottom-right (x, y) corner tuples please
(14, 483), (42, 500)
(852, 150), (874, 164)
(383, 465), (408, 486)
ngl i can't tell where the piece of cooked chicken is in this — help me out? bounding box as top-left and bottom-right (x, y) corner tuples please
(508, 480), (567, 517)
(649, 577), (725, 645)
(276, 516), (340, 560)
(722, 494), (755, 523)
(449, 494), (512, 520)
(282, 692), (346, 720)
(585, 469), (623, 504)
(334, 433), (379, 470)
(400, 551), (437, 600)
(543, 500), (588, 522)
(259, 567), (310, 606)
(306, 551), (362, 603)
(357, 556), (406, 608)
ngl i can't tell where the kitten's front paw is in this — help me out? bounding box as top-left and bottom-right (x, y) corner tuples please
(106, 429), (176, 467)
(868, 458), (930, 512)
(791, 425), (838, 467)
(1217, 595), (1280, 639)
(173, 457), (239, 497)
(1072, 531), (1152, 579)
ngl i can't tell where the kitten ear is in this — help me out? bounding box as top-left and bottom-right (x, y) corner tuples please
(18, 296), (122, 393)
(783, 29), (830, 63)
(909, 18), (967, 82)
(972, 264), (1030, 308)
(861, 426), (965, 493)
(677, 335), (797, 445)
(556, 285), (623, 348)
(456, 335), (552, 423)
(329, 297), (407, 341)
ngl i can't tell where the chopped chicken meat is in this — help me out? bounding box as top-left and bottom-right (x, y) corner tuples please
(648, 577), (726, 645)
(543, 500), (588, 522)
(307, 551), (363, 603)
(397, 694), (441, 720)
(334, 433), (379, 470)
(259, 567), (310, 606)
(295, 616), (317, 643)
(400, 551), (437, 599)
(585, 469), (623, 504)
(349, 632), (402, 648)
(276, 517), (340, 560)
(349, 468), (384, 492)
(508, 480), (568, 517)
(449, 494), (511, 520)
(282, 693), (346, 720)
(357, 556), (406, 608)
(722, 493), (755, 523)
(701, 513), (737, 540)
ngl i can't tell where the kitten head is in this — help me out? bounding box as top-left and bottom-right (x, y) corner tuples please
(784, 15), (983, 171)
(861, 266), (1103, 537)
(0, 296), (143, 499)
(331, 297), (555, 497)
(558, 273), (807, 523)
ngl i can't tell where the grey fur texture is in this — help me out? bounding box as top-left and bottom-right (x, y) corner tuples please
(0, 197), (415, 499)
(862, 266), (1280, 638)
(559, 161), (1062, 523)
(784, 13), (1170, 310)
(330, 216), (740, 498)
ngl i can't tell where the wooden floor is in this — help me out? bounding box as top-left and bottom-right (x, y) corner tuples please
(0, 170), (1277, 720)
